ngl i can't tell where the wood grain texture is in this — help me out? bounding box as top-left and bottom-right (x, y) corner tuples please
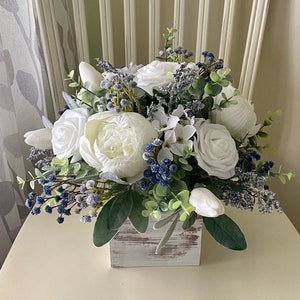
(110, 217), (202, 268)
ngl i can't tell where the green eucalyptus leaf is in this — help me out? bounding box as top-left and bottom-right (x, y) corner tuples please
(171, 180), (188, 195)
(71, 162), (81, 175)
(155, 184), (169, 198)
(206, 96), (214, 110)
(17, 176), (25, 188)
(203, 214), (247, 250)
(205, 83), (222, 96)
(182, 164), (193, 171)
(68, 82), (79, 88)
(34, 168), (43, 177)
(220, 67), (231, 76)
(176, 190), (190, 202)
(210, 72), (220, 82)
(93, 200), (119, 247)
(155, 213), (179, 254)
(129, 190), (148, 233)
(109, 192), (133, 230)
(29, 180), (35, 190)
(68, 70), (74, 79)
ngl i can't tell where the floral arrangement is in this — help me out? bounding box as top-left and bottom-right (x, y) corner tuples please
(19, 28), (294, 253)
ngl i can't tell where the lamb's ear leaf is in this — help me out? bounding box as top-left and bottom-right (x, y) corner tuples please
(93, 200), (118, 247)
(203, 214), (247, 251)
(129, 190), (149, 233)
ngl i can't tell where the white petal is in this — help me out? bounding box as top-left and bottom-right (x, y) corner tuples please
(24, 128), (52, 149)
(79, 62), (103, 92)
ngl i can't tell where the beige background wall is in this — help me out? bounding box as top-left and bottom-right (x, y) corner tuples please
(84, 0), (300, 233)
(253, 0), (300, 232)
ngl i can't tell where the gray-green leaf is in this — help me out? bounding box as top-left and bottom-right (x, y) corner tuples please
(93, 200), (119, 247)
(203, 214), (247, 250)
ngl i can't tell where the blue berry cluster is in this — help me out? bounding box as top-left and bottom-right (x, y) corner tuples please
(25, 175), (102, 224)
(139, 139), (178, 189)
(96, 59), (138, 113)
(258, 160), (274, 176)
(240, 151), (261, 172)
(196, 51), (224, 77)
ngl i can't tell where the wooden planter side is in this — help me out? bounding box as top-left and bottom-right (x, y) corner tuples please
(110, 217), (203, 268)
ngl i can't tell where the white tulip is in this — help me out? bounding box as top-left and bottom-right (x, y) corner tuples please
(79, 111), (158, 181)
(79, 62), (103, 93)
(24, 128), (52, 150)
(189, 188), (225, 217)
(210, 84), (260, 141)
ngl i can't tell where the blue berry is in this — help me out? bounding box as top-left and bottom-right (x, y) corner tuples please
(169, 164), (178, 173)
(25, 199), (33, 209)
(31, 207), (41, 215)
(143, 168), (153, 178)
(28, 192), (36, 200)
(54, 195), (61, 202)
(48, 174), (56, 182)
(43, 185), (51, 196)
(60, 200), (68, 207)
(57, 206), (65, 214)
(146, 157), (156, 165)
(114, 106), (121, 113)
(57, 186), (65, 193)
(60, 190), (68, 199)
(38, 178), (48, 185)
(162, 158), (172, 165)
(45, 205), (52, 214)
(139, 180), (147, 190)
(36, 196), (45, 204)
(144, 143), (154, 153)
(64, 209), (71, 216)
(56, 216), (64, 224)
(159, 179), (169, 187)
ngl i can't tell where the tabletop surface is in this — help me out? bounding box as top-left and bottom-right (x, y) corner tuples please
(1, 206), (300, 300)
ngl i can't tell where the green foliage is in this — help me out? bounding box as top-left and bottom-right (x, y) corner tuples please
(93, 200), (119, 247)
(109, 192), (133, 230)
(129, 190), (149, 233)
(203, 214), (247, 251)
(155, 213), (179, 254)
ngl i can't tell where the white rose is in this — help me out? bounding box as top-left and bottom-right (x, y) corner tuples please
(52, 108), (89, 163)
(194, 120), (238, 179)
(210, 84), (261, 141)
(24, 128), (52, 150)
(189, 187), (225, 217)
(79, 61), (103, 93)
(135, 61), (179, 95)
(79, 111), (158, 181)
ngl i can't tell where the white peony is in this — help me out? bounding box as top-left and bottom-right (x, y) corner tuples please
(24, 128), (52, 150)
(194, 119), (238, 179)
(210, 84), (261, 141)
(135, 60), (179, 95)
(189, 187), (225, 217)
(52, 108), (89, 163)
(79, 111), (158, 181)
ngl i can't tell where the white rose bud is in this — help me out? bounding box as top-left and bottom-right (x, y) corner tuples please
(189, 188), (225, 217)
(24, 128), (52, 150)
